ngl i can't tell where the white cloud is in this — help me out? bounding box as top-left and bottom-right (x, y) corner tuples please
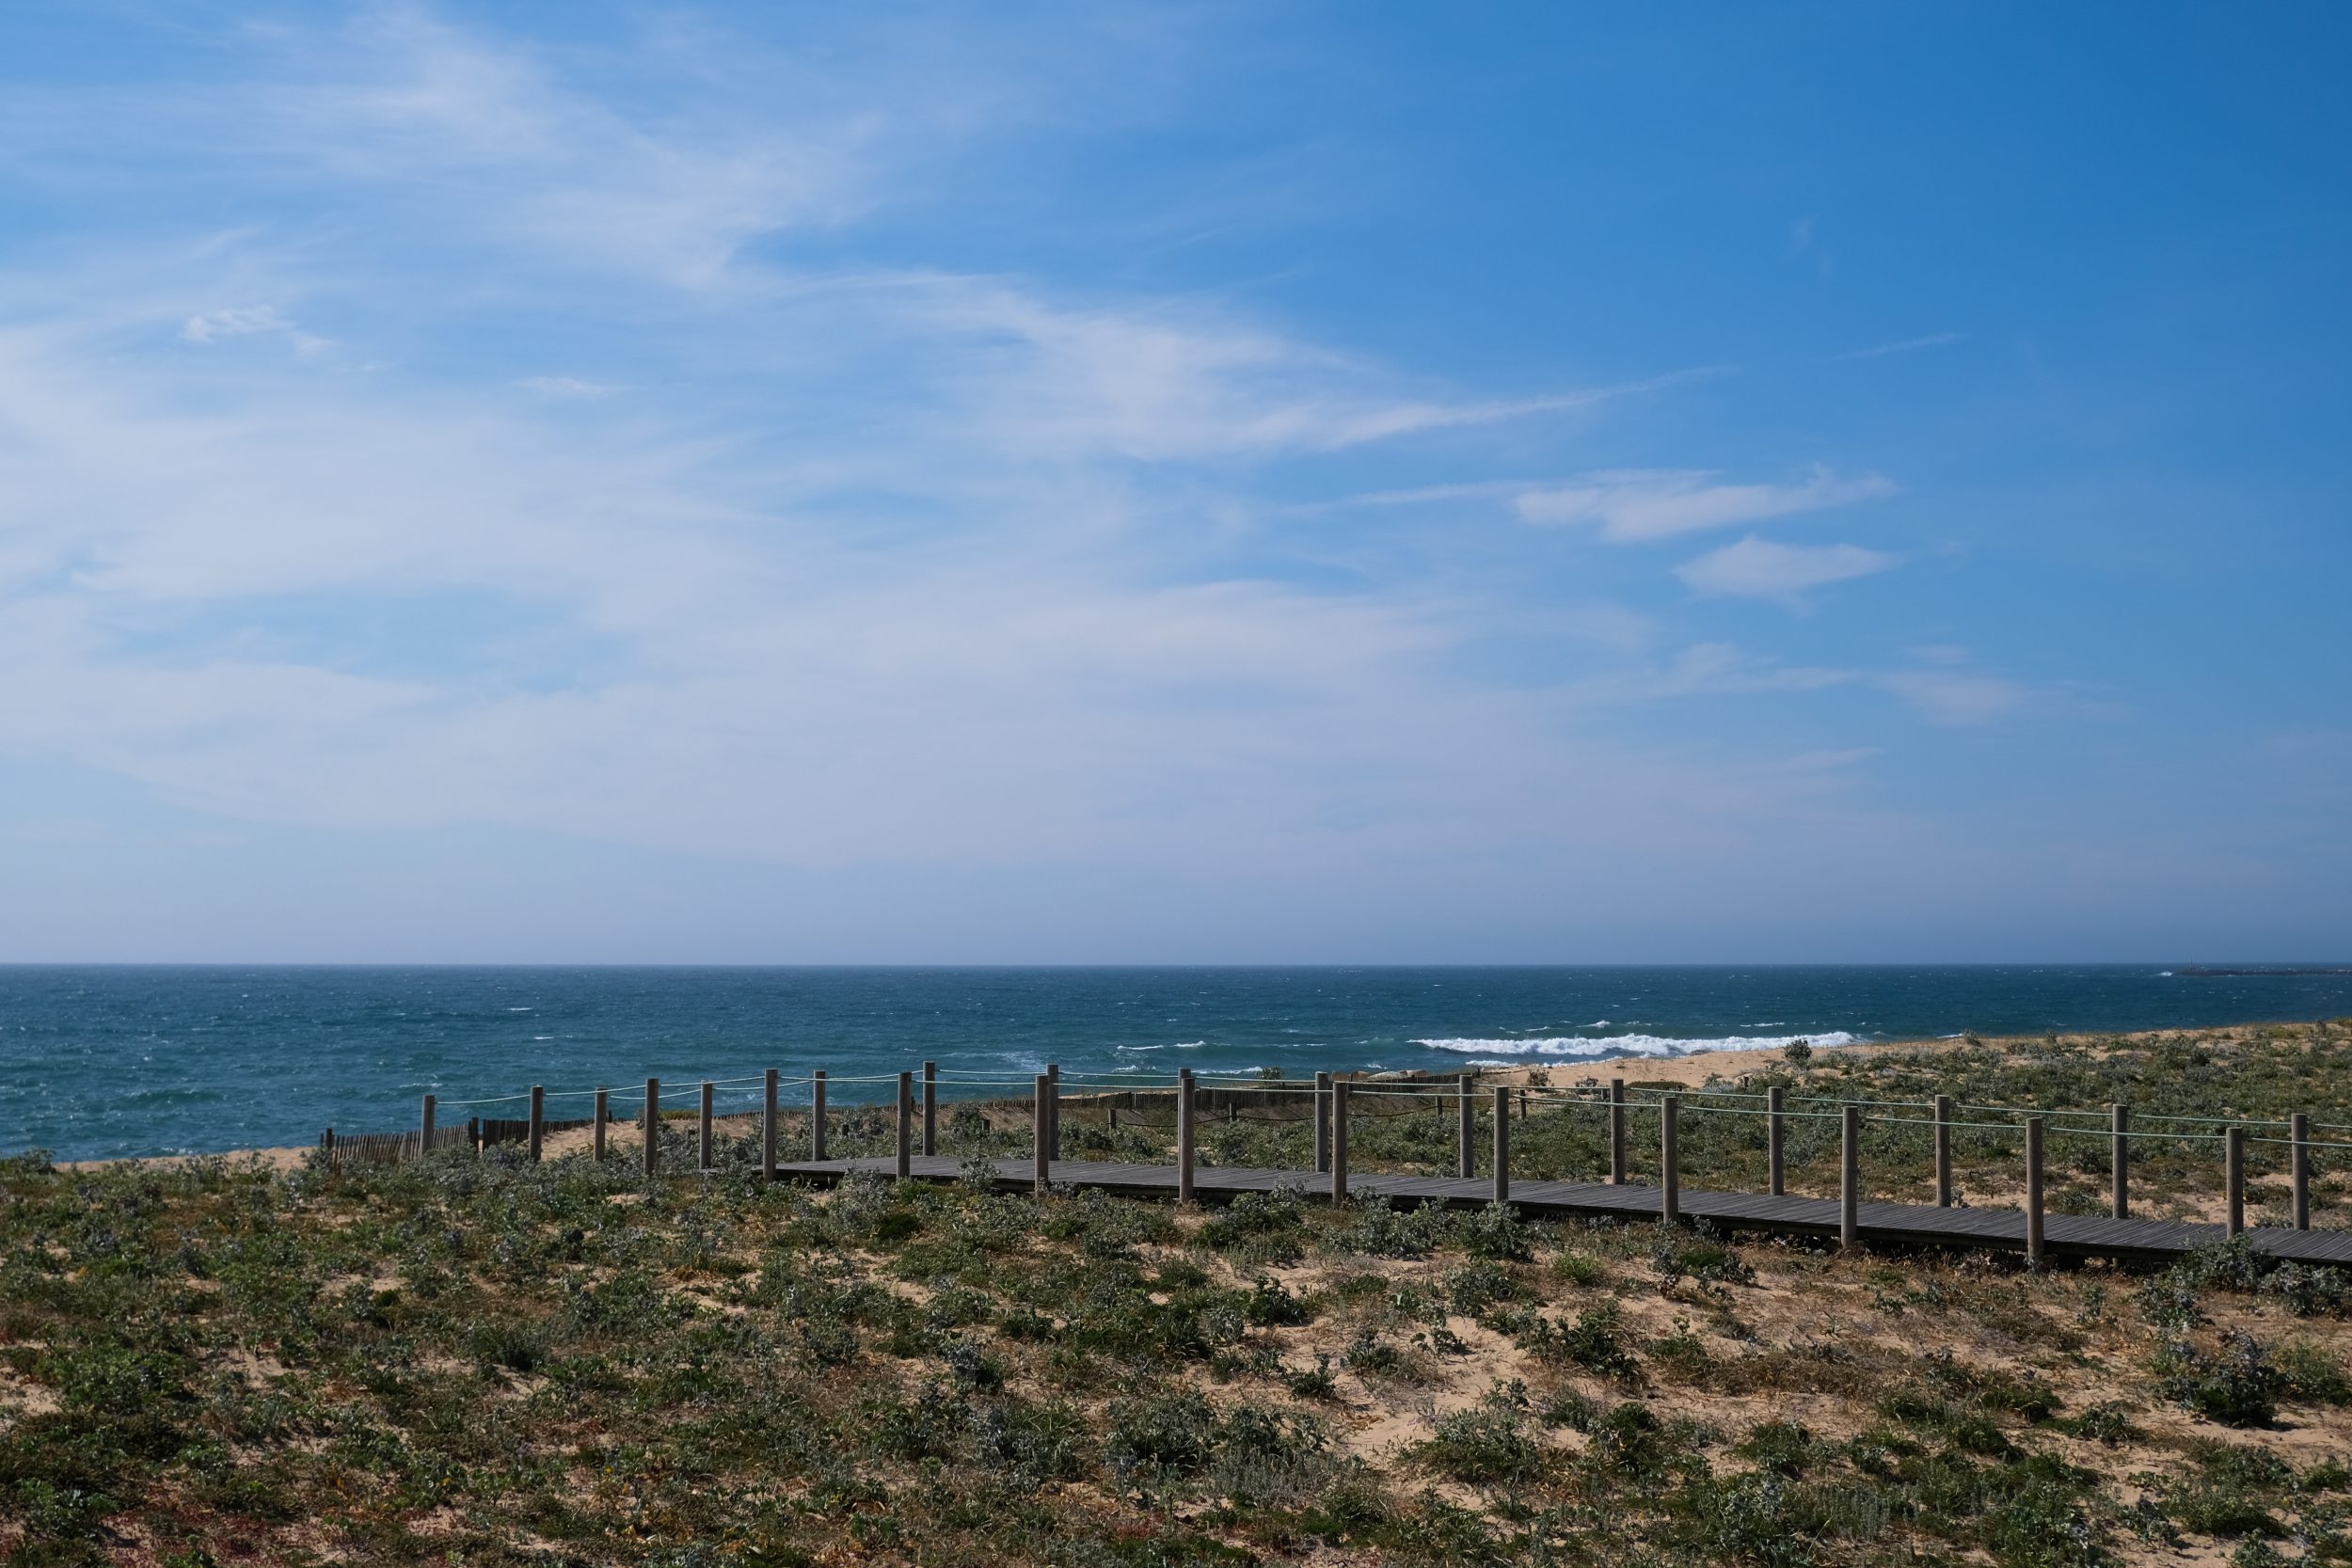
(1675, 537), (1896, 602)
(912, 283), (1688, 463)
(1516, 464), (1894, 541)
(181, 305), (325, 353)
(1878, 669), (2030, 725)
(0, 4), (2001, 953)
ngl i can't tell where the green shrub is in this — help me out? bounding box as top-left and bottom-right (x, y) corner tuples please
(1454, 1203), (1535, 1262)
(1442, 1260), (1522, 1320)
(1733, 1419), (1816, 1477)
(2158, 1332), (2283, 1427)
(1413, 1386), (1549, 1485)
(1335, 1195), (1448, 1259)
(1518, 1304), (1640, 1378)
(1196, 1189), (1308, 1263)
(2056, 1402), (2137, 1444)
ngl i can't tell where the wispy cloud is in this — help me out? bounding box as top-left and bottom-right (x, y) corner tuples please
(1877, 668), (2031, 725)
(1676, 537), (1897, 603)
(1516, 465), (1894, 541)
(181, 305), (326, 353)
(0, 0), (2074, 956)
(1833, 331), (1963, 362)
(1561, 641), (1852, 705)
(517, 375), (619, 397)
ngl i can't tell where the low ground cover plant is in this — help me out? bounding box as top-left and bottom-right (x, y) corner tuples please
(8, 1024), (2352, 1564)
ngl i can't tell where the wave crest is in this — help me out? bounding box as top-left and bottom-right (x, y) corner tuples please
(1414, 1031), (1862, 1060)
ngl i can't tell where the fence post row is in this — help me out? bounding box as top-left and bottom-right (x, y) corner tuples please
(897, 1070), (914, 1180)
(922, 1061), (937, 1158)
(812, 1070), (827, 1162)
(1176, 1068), (1196, 1203)
(699, 1081), (714, 1173)
(2295, 1112), (2312, 1231)
(1329, 1079), (1350, 1205)
(1491, 1085), (1510, 1204)
(1610, 1078), (1628, 1185)
(2111, 1101), (2129, 1220)
(421, 1067), (2324, 1265)
(2226, 1126), (2246, 1237)
(1933, 1094), (1954, 1207)
(2026, 1117), (2045, 1265)
(762, 1069), (778, 1181)
(1839, 1104), (1860, 1248)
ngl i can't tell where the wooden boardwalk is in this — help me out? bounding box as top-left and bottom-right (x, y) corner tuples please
(779, 1153), (2352, 1265)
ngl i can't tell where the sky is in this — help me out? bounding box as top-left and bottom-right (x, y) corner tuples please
(0, 2), (2346, 963)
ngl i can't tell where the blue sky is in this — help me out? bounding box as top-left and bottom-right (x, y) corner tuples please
(0, 2), (2345, 962)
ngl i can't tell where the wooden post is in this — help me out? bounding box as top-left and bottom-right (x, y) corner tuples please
(420, 1093), (437, 1161)
(2226, 1126), (2245, 1237)
(1610, 1078), (1628, 1184)
(1840, 1104), (1860, 1248)
(2110, 1102), (2129, 1220)
(1766, 1085), (1785, 1196)
(593, 1088), (608, 1162)
(699, 1081), (714, 1172)
(1458, 1073), (1476, 1180)
(1177, 1069), (1197, 1202)
(2294, 1112), (2312, 1231)
(761, 1069), (777, 1181)
(529, 1085), (545, 1162)
(1046, 1063), (1061, 1160)
(897, 1070), (914, 1180)
(323, 1127), (334, 1164)
(2026, 1117), (2045, 1264)
(1032, 1075), (1050, 1195)
(643, 1079), (659, 1176)
(1933, 1094), (1954, 1207)
(1661, 1095), (1680, 1223)
(1491, 1085), (1510, 1204)
(921, 1061), (937, 1157)
(467, 1116), (478, 1153)
(1313, 1071), (1331, 1174)
(1330, 1079), (1349, 1204)
(1518, 1087), (1527, 1122)
(811, 1070), (827, 1162)
(762, 1067), (781, 1175)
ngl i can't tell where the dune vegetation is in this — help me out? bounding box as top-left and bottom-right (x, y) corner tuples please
(8, 1023), (2352, 1566)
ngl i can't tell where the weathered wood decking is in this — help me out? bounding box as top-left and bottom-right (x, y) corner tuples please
(780, 1153), (2352, 1265)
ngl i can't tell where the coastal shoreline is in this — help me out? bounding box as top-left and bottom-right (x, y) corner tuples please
(55, 1019), (2339, 1171)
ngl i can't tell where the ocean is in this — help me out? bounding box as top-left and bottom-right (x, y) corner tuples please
(6, 964), (2350, 1163)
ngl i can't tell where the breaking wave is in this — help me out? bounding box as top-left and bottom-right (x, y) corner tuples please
(1413, 1030), (1863, 1061)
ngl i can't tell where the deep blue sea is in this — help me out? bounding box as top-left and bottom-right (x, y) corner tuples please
(6, 965), (2351, 1162)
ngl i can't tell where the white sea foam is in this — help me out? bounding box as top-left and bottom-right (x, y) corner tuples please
(1414, 1031), (1862, 1060)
